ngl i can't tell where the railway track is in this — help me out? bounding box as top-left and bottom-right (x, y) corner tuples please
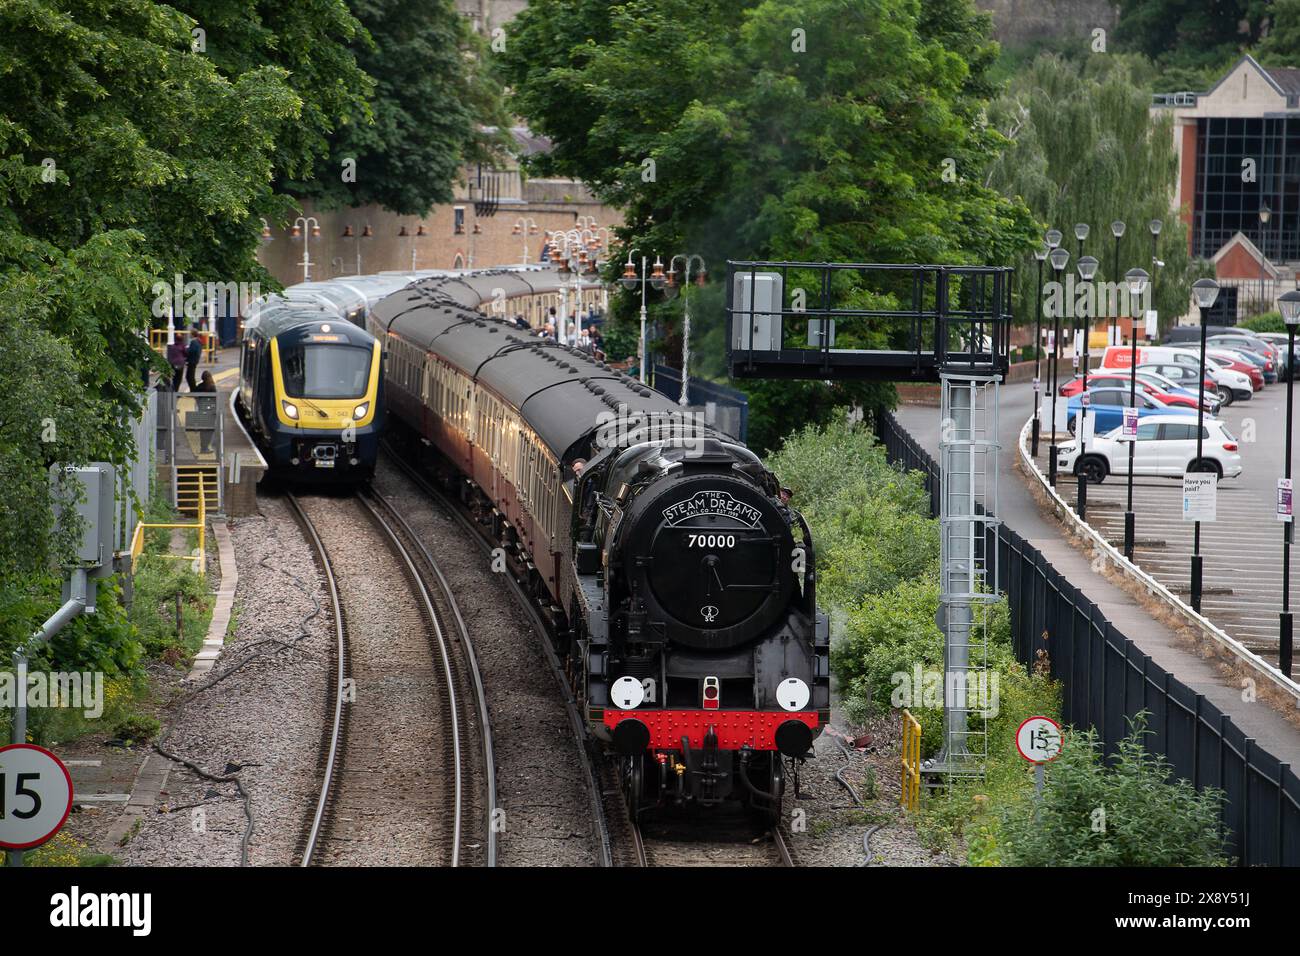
(634, 822), (794, 867)
(378, 437), (801, 869)
(378, 441), (615, 868)
(288, 490), (496, 867)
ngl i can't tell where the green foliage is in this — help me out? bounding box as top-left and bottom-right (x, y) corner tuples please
(129, 555), (214, 660)
(501, 0), (1038, 444)
(767, 416), (938, 609)
(994, 717), (1228, 866)
(1114, 0), (1266, 85)
(985, 53), (1211, 337)
(1242, 311), (1286, 333)
(293, 0), (511, 214)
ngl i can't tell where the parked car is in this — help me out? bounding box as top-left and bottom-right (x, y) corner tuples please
(1162, 324), (1243, 346)
(1099, 345), (1253, 402)
(1058, 372), (1219, 412)
(1256, 331), (1298, 380)
(1055, 414), (1243, 483)
(1208, 338), (1275, 383)
(1202, 348), (1266, 390)
(1065, 387), (1198, 435)
(1136, 362), (1223, 401)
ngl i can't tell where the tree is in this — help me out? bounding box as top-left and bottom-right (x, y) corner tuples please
(1115, 0), (1268, 68)
(984, 54), (1208, 335)
(501, 0), (1038, 452)
(1258, 0), (1300, 65)
(0, 0), (333, 654)
(291, 0), (511, 214)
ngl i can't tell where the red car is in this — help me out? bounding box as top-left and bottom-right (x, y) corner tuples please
(1207, 353), (1264, 390)
(1059, 373), (1213, 411)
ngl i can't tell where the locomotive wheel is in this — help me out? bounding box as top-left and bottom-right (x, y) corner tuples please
(764, 755), (786, 827)
(623, 755), (644, 822)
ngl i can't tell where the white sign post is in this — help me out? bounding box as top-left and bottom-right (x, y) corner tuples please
(1182, 473), (1218, 523)
(1279, 478), (1294, 523)
(1016, 716), (1063, 799)
(1121, 406), (1139, 440)
(0, 744), (74, 852)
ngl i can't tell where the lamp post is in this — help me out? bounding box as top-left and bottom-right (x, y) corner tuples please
(1076, 255), (1100, 519)
(1048, 242), (1069, 486)
(620, 252), (666, 383)
(1032, 241), (1049, 457)
(1278, 290), (1300, 676)
(1073, 224), (1089, 379)
(341, 224), (372, 275)
(1260, 205), (1272, 312)
(1190, 278), (1222, 613)
(291, 216), (321, 283)
(512, 217), (540, 264)
(1110, 221), (1126, 345)
(1123, 268), (1150, 560)
(398, 224), (427, 271)
(665, 254), (707, 407)
(1149, 219), (1162, 342)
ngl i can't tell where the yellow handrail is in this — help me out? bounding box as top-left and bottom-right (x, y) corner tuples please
(901, 709), (922, 812)
(131, 472), (207, 575)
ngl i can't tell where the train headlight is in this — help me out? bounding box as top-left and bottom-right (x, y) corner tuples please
(282, 400), (299, 420)
(352, 402), (369, 420)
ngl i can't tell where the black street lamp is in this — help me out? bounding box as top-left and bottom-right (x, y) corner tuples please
(1076, 254), (1100, 519)
(1110, 220), (1126, 345)
(1123, 267), (1150, 560)
(1190, 277), (1221, 613)
(1278, 289), (1300, 677)
(1048, 243), (1069, 487)
(1032, 241), (1049, 457)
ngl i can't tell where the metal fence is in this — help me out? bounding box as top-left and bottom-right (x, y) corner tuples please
(876, 409), (1300, 866)
(652, 363), (750, 443)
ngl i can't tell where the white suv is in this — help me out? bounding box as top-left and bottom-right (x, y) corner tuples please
(1055, 414), (1243, 484)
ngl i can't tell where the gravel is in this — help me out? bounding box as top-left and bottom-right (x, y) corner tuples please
(118, 493), (332, 867)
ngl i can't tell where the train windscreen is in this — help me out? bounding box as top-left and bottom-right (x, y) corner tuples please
(280, 343), (371, 398)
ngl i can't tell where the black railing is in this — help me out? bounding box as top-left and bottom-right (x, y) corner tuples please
(876, 409), (1300, 866)
(725, 261), (1014, 383)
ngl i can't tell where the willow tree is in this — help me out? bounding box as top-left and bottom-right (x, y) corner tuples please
(984, 54), (1207, 338)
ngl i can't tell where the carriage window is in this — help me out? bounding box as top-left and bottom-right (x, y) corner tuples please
(281, 344), (371, 398)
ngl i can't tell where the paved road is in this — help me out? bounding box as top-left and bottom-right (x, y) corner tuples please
(894, 382), (1300, 770)
(1041, 382), (1294, 655)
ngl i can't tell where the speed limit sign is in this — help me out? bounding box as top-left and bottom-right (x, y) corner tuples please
(0, 744), (74, 850)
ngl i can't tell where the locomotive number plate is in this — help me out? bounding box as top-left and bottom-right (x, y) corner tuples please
(315, 459), (335, 469)
(686, 533), (736, 548)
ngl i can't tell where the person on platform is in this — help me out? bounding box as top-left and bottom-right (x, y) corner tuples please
(184, 326), (203, 391)
(193, 370), (217, 452)
(167, 334), (187, 391)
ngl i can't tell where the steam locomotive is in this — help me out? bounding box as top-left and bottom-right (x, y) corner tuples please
(368, 274), (830, 821)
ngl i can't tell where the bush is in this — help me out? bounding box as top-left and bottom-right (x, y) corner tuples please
(1242, 311), (1285, 333)
(994, 716), (1227, 866)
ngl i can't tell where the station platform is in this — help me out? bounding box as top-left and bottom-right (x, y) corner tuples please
(153, 347), (265, 517)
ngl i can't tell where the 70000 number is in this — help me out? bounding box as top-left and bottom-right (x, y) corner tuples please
(686, 533), (736, 548)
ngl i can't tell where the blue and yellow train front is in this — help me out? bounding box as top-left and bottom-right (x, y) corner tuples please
(267, 325), (383, 481)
